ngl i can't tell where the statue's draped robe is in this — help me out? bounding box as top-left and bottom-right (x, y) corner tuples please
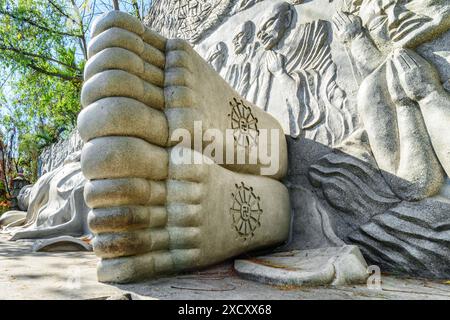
(2, 153), (90, 242)
(226, 43), (260, 99)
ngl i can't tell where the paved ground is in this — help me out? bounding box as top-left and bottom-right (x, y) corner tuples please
(1, 234), (450, 300)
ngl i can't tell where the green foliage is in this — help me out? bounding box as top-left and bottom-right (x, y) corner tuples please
(0, 0), (86, 185)
(0, 0), (151, 202)
(0, 0), (84, 80)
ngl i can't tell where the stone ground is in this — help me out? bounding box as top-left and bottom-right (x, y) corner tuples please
(1, 234), (450, 300)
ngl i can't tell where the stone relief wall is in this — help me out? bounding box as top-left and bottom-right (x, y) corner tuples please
(144, 0), (235, 43)
(148, 0), (358, 147)
(145, 0), (450, 278)
(38, 130), (84, 176)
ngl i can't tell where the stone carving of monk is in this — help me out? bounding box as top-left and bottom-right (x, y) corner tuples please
(246, 2), (294, 113)
(225, 21), (259, 97)
(206, 41), (228, 74)
(249, 1), (352, 144)
(333, 0), (450, 200)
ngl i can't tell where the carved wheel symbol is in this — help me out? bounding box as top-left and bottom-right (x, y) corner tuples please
(228, 98), (259, 147)
(230, 182), (263, 240)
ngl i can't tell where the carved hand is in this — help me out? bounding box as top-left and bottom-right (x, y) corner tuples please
(267, 50), (286, 75)
(392, 48), (442, 101)
(332, 11), (363, 44)
(386, 59), (415, 107)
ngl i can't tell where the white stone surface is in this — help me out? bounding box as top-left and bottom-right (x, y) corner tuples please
(142, 0), (450, 278)
(32, 236), (92, 252)
(234, 246), (368, 287)
(38, 130), (84, 176)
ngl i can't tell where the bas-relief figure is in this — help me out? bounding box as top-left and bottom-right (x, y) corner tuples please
(205, 2), (355, 146)
(225, 21), (258, 97)
(308, 0), (450, 277)
(206, 41), (229, 73)
(332, 0), (450, 200)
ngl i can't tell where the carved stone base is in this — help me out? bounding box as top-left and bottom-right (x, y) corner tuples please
(234, 246), (369, 287)
(32, 236), (92, 252)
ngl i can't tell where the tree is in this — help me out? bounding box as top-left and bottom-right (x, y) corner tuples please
(0, 0), (150, 190)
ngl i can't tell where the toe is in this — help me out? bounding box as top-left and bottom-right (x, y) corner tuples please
(97, 251), (173, 283)
(89, 206), (167, 233)
(168, 228), (202, 250)
(91, 10), (144, 38)
(168, 147), (210, 182)
(170, 249), (201, 271)
(165, 50), (194, 72)
(165, 67), (194, 87)
(81, 136), (168, 181)
(165, 107), (203, 147)
(85, 47), (167, 88)
(166, 180), (204, 205)
(78, 97), (168, 146)
(81, 70), (164, 110)
(85, 178), (166, 208)
(167, 203), (203, 227)
(93, 229), (169, 259)
(88, 27), (144, 59)
(142, 28), (167, 52)
(165, 86), (197, 108)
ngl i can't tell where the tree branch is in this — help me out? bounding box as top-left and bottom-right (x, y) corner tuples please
(0, 9), (82, 38)
(0, 45), (80, 72)
(0, 68), (15, 90)
(27, 62), (82, 83)
(69, 0), (88, 60)
(48, 0), (80, 26)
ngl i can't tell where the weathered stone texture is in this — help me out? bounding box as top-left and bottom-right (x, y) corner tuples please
(144, 0), (450, 278)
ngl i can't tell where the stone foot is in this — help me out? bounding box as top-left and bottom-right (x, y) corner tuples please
(77, 11), (291, 283)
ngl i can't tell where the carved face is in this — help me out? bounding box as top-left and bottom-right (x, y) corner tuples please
(232, 22), (253, 54)
(257, 2), (293, 50)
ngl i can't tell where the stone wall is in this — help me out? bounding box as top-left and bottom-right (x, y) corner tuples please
(38, 130), (84, 177)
